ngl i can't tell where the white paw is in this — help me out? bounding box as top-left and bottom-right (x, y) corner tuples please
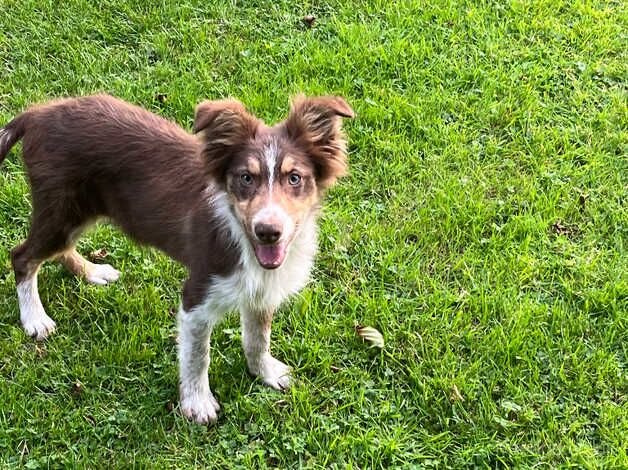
(180, 391), (221, 424)
(256, 355), (292, 390)
(22, 310), (56, 341)
(86, 264), (120, 285)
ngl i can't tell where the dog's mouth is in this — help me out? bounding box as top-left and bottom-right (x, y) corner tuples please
(253, 242), (287, 269)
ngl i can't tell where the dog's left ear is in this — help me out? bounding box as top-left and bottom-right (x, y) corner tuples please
(194, 99), (260, 180)
(285, 95), (354, 189)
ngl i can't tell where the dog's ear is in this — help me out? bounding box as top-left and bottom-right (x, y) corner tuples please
(285, 95), (354, 189)
(194, 99), (259, 180)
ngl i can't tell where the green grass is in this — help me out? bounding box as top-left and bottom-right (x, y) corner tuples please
(0, 0), (626, 467)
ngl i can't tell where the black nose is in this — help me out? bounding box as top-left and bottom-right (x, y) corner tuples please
(254, 224), (282, 244)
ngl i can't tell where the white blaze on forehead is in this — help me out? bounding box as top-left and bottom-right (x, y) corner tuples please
(263, 139), (279, 191)
(255, 138), (295, 242)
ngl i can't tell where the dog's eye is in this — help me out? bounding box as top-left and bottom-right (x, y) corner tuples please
(288, 173), (302, 186)
(240, 173), (253, 186)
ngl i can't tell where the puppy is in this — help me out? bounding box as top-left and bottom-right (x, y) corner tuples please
(0, 94), (353, 423)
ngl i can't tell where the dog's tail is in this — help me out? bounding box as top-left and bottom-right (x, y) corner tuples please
(0, 113), (27, 163)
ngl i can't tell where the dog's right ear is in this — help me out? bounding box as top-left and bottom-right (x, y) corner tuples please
(194, 99), (259, 179)
(285, 95), (354, 190)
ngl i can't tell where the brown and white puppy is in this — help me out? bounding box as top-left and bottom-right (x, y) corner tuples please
(0, 94), (353, 423)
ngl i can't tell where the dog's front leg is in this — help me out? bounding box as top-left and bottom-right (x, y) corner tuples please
(178, 306), (220, 424)
(240, 307), (291, 390)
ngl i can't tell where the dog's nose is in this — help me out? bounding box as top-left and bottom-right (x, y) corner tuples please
(254, 223), (282, 244)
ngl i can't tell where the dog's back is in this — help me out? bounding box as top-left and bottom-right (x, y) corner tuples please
(2, 94), (200, 181)
(1, 95), (210, 261)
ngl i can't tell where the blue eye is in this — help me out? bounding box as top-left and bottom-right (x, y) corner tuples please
(288, 173), (302, 186)
(241, 173), (253, 185)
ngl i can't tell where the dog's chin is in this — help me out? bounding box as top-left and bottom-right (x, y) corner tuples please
(253, 242), (287, 270)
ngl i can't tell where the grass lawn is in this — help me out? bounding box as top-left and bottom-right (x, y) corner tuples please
(0, 0), (626, 467)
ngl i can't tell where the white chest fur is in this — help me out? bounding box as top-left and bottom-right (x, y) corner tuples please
(205, 192), (318, 316)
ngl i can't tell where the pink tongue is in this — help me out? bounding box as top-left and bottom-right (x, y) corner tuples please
(254, 243), (286, 269)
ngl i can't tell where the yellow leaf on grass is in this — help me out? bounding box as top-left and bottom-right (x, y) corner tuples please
(450, 384), (464, 402)
(356, 326), (384, 348)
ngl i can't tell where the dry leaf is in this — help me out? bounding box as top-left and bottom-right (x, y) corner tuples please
(356, 325), (384, 348)
(450, 384), (464, 402)
(35, 343), (47, 357)
(89, 248), (108, 261)
(302, 15), (316, 28)
(551, 220), (579, 237)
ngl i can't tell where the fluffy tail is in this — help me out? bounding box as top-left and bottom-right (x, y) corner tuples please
(0, 113), (27, 163)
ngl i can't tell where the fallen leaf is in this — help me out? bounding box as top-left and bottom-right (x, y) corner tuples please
(356, 325), (384, 348)
(35, 343), (47, 357)
(552, 221), (566, 234)
(551, 220), (579, 237)
(302, 15), (316, 28)
(89, 248), (108, 261)
(450, 384), (464, 402)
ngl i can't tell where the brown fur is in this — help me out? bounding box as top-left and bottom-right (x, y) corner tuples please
(0, 94), (353, 312)
(284, 95), (354, 189)
(0, 93), (353, 424)
(194, 98), (261, 185)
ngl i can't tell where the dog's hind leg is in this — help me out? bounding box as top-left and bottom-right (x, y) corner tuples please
(11, 204), (90, 340)
(11, 237), (66, 340)
(10, 253), (52, 340)
(58, 249), (120, 286)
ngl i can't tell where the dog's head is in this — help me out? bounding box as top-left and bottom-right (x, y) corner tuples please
(194, 95), (354, 269)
